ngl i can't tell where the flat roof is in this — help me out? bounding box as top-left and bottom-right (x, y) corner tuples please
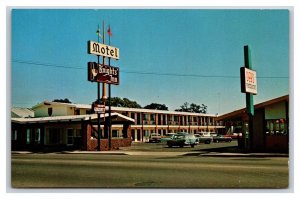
(109, 106), (217, 117)
(31, 101), (217, 117)
(12, 112), (135, 124)
(217, 95), (289, 121)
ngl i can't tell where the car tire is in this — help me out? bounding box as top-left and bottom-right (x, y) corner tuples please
(191, 144), (195, 148)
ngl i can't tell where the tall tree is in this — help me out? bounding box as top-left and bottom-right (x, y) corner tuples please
(175, 102), (189, 112)
(175, 102), (207, 113)
(144, 103), (168, 110)
(53, 98), (72, 103)
(105, 97), (142, 108)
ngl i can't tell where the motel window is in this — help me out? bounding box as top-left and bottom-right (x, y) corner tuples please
(112, 130), (119, 138)
(26, 129), (32, 144)
(174, 115), (178, 122)
(75, 109), (80, 115)
(48, 108), (53, 116)
(75, 129), (82, 137)
(67, 129), (74, 145)
(150, 114), (155, 121)
(48, 128), (61, 145)
(131, 112), (135, 119)
(143, 114), (148, 121)
(266, 119), (288, 136)
(137, 113), (141, 124)
(35, 128), (41, 144)
(12, 130), (17, 141)
(86, 110), (92, 114)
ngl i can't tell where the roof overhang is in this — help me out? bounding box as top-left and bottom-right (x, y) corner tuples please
(11, 112), (135, 125)
(216, 95), (289, 121)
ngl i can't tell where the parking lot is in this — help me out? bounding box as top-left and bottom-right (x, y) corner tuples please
(120, 140), (240, 153)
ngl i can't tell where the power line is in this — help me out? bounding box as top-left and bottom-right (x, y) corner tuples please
(11, 59), (289, 79)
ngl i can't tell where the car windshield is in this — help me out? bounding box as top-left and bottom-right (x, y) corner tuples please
(173, 135), (185, 139)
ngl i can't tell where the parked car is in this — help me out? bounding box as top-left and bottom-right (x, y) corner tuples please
(196, 132), (217, 138)
(194, 134), (213, 144)
(213, 135), (232, 143)
(224, 133), (242, 139)
(160, 133), (175, 143)
(149, 133), (161, 143)
(167, 133), (198, 148)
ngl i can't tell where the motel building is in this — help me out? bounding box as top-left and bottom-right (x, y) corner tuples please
(216, 95), (289, 153)
(11, 101), (223, 151)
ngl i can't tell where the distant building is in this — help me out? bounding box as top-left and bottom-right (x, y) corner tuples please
(217, 95), (289, 152)
(11, 107), (34, 118)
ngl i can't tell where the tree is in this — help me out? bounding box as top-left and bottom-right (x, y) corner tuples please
(105, 97), (142, 108)
(144, 103), (168, 110)
(122, 98), (142, 108)
(53, 98), (72, 103)
(175, 102), (207, 113)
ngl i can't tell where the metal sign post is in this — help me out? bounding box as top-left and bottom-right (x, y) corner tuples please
(87, 22), (120, 151)
(241, 45), (256, 152)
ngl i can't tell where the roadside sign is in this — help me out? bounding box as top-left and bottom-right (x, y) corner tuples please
(240, 67), (257, 95)
(88, 40), (120, 60)
(88, 62), (120, 85)
(92, 103), (105, 113)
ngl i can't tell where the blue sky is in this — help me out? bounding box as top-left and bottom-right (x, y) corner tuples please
(11, 9), (289, 114)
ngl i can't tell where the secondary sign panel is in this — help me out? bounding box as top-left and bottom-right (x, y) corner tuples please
(92, 103), (105, 113)
(88, 40), (120, 60)
(88, 62), (120, 85)
(240, 67), (257, 95)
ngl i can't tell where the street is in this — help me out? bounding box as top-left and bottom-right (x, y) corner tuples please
(11, 141), (289, 188)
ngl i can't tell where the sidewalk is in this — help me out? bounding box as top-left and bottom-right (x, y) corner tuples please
(11, 150), (289, 157)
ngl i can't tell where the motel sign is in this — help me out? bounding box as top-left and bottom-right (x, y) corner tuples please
(88, 40), (120, 60)
(88, 62), (120, 85)
(240, 67), (257, 95)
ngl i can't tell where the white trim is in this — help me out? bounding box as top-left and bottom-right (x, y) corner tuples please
(11, 112), (135, 124)
(109, 106), (217, 117)
(31, 101), (217, 117)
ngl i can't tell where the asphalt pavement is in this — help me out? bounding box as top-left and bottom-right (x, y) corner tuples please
(12, 141), (289, 157)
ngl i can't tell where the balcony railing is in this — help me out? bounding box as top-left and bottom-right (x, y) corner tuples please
(142, 120), (156, 125)
(168, 121), (179, 125)
(138, 120), (223, 126)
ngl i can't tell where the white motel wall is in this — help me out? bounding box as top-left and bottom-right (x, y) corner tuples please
(30, 101), (223, 142)
(11, 101), (223, 150)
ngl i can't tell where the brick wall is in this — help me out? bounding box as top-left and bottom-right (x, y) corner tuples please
(87, 138), (132, 151)
(86, 124), (132, 151)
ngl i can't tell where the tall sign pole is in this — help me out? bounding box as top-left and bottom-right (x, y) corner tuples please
(96, 24), (101, 151)
(102, 21), (108, 142)
(102, 21), (107, 102)
(108, 25), (112, 150)
(240, 45), (257, 152)
(87, 21), (120, 151)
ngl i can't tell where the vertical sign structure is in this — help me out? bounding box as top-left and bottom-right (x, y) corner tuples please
(87, 22), (120, 151)
(97, 24), (101, 151)
(241, 45), (256, 152)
